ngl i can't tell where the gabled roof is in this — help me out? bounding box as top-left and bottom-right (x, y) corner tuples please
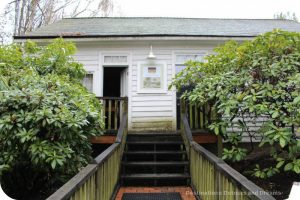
(15, 17), (300, 39)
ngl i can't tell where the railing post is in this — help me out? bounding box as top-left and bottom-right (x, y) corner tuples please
(108, 100), (112, 130)
(123, 98), (128, 125)
(180, 98), (186, 114)
(102, 99), (106, 130)
(214, 168), (221, 200)
(180, 99), (185, 130)
(217, 135), (223, 158)
(114, 100), (118, 130)
(210, 104), (223, 158)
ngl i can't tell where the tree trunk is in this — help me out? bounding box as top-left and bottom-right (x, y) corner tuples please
(14, 0), (20, 35)
(18, 0), (27, 35)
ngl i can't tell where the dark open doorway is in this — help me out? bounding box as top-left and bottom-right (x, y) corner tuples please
(102, 66), (128, 134)
(103, 67), (126, 97)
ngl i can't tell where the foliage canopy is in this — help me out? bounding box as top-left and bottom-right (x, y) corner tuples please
(172, 30), (300, 178)
(0, 39), (104, 198)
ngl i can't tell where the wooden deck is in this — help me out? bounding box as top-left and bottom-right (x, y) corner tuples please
(90, 135), (117, 144)
(91, 133), (217, 144)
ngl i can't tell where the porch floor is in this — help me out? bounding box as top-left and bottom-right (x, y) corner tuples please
(115, 186), (197, 200)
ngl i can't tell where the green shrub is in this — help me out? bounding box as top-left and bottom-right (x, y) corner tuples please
(172, 30), (300, 177)
(0, 39), (104, 198)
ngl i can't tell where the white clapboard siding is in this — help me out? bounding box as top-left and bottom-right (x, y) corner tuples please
(73, 55), (98, 61)
(132, 106), (172, 112)
(131, 85), (137, 92)
(225, 115), (269, 142)
(131, 117), (174, 123)
(132, 101), (172, 107)
(132, 122), (173, 129)
(132, 111), (173, 117)
(73, 50), (101, 96)
(131, 95), (173, 102)
(73, 53), (99, 67)
(73, 42), (221, 132)
(129, 48), (176, 132)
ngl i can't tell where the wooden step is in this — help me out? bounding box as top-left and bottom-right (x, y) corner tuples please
(121, 173), (190, 179)
(122, 134), (189, 186)
(124, 151), (186, 155)
(127, 133), (180, 136)
(126, 141), (183, 145)
(122, 161), (189, 166)
(127, 138), (182, 142)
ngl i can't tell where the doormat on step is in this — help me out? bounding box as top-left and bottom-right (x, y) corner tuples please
(121, 192), (182, 200)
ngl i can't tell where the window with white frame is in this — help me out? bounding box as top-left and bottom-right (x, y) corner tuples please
(103, 55), (128, 65)
(137, 62), (167, 93)
(175, 54), (204, 74)
(82, 73), (93, 92)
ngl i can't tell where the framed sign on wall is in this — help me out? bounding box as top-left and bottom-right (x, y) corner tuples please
(137, 62), (167, 93)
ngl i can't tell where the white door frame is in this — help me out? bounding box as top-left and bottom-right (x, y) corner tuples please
(98, 52), (131, 97)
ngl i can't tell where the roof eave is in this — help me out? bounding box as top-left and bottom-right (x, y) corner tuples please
(13, 34), (256, 42)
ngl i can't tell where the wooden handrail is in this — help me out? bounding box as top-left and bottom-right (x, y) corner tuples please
(47, 111), (128, 200)
(180, 112), (193, 158)
(116, 113), (128, 143)
(94, 143), (119, 164)
(181, 113), (194, 142)
(180, 113), (275, 200)
(45, 164), (98, 200)
(97, 96), (128, 100)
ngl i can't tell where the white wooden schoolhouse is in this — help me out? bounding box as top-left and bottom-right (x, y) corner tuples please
(14, 17), (300, 132)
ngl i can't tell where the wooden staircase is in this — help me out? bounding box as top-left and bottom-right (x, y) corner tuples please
(120, 133), (190, 186)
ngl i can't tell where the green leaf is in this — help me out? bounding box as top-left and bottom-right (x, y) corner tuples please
(51, 160), (57, 169)
(279, 137), (286, 148)
(267, 170), (273, 177)
(214, 127), (219, 135)
(260, 172), (266, 179)
(236, 154), (242, 161)
(57, 159), (64, 166)
(284, 163), (293, 171)
(294, 165), (300, 174)
(276, 161), (285, 169)
(254, 171), (261, 177)
(272, 111), (279, 118)
(293, 96), (300, 104)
